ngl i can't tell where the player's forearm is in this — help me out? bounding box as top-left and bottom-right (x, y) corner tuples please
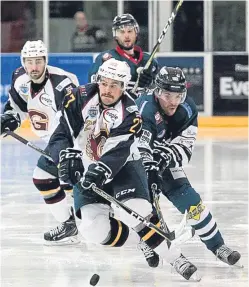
(47, 118), (74, 165)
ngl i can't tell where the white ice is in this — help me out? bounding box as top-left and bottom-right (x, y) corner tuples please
(1, 137), (248, 287)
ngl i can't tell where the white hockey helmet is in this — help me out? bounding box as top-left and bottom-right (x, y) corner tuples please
(21, 40), (48, 68)
(97, 58), (131, 90)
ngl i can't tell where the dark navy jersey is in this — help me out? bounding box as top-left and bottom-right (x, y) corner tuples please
(136, 93), (198, 191)
(48, 83), (142, 181)
(88, 45), (159, 94)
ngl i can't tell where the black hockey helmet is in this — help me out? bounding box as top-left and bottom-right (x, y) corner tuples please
(155, 66), (187, 102)
(112, 14), (139, 50)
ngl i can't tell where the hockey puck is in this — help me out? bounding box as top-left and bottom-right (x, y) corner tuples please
(90, 274), (100, 286)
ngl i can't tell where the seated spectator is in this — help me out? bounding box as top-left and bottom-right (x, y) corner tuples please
(71, 11), (108, 52)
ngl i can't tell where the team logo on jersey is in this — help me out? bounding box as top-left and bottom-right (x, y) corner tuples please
(102, 53), (112, 61)
(88, 106), (98, 119)
(40, 93), (53, 107)
(103, 108), (118, 123)
(20, 84), (29, 94)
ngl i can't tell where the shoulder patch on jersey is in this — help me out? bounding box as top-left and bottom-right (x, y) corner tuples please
(20, 83), (29, 94)
(56, 78), (71, 92)
(157, 129), (166, 138)
(155, 112), (163, 125)
(126, 105), (138, 113)
(88, 106), (98, 119)
(102, 53), (112, 61)
(181, 102), (193, 118)
(79, 85), (87, 96)
(14, 67), (23, 75)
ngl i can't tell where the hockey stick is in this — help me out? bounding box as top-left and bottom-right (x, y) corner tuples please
(132, 0), (184, 93)
(91, 184), (194, 246)
(3, 131), (194, 244)
(151, 183), (171, 248)
(3, 130), (53, 162)
(151, 183), (195, 248)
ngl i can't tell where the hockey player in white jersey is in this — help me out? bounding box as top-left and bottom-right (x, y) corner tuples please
(1, 40), (80, 245)
(46, 58), (200, 281)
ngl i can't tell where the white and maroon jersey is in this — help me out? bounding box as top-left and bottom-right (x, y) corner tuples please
(5, 65), (79, 143)
(48, 83), (142, 180)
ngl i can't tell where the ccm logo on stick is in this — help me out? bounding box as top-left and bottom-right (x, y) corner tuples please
(116, 188), (135, 199)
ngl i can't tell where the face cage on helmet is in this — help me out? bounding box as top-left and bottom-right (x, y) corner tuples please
(96, 74), (126, 90)
(155, 87), (187, 103)
(112, 22), (139, 38)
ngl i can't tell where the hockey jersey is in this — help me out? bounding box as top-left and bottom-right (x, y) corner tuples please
(48, 83), (142, 180)
(88, 46), (159, 94)
(136, 93), (198, 191)
(5, 65), (79, 143)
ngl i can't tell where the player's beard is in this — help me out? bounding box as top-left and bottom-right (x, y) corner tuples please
(30, 71), (42, 79)
(29, 68), (46, 83)
(101, 93), (115, 106)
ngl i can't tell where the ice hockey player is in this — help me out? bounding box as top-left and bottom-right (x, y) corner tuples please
(0, 40), (80, 245)
(47, 58), (200, 281)
(88, 13), (158, 96)
(136, 66), (242, 268)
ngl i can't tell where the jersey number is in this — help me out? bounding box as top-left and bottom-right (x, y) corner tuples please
(129, 117), (142, 134)
(64, 91), (75, 108)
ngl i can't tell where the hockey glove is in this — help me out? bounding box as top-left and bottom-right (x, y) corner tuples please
(153, 140), (172, 171)
(143, 160), (163, 198)
(58, 148), (84, 185)
(137, 67), (154, 88)
(80, 163), (111, 190)
(1, 111), (21, 135)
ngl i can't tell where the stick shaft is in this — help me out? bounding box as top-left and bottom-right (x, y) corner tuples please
(132, 0), (184, 93)
(5, 130), (53, 161)
(92, 185), (174, 242)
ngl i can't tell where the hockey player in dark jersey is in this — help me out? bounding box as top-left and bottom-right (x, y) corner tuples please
(47, 58), (200, 281)
(136, 66), (242, 268)
(1, 40), (80, 245)
(88, 14), (159, 96)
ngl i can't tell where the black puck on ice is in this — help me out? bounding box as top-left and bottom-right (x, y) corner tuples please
(90, 274), (100, 286)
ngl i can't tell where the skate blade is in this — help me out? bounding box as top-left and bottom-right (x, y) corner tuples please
(233, 260), (244, 268)
(190, 271), (202, 282)
(44, 235), (81, 246)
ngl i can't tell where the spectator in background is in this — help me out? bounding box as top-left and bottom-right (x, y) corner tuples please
(71, 11), (108, 52)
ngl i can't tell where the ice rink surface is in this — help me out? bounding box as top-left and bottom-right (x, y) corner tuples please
(1, 130), (248, 287)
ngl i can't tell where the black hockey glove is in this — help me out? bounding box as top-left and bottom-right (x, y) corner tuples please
(80, 163), (111, 191)
(137, 67), (154, 88)
(153, 140), (172, 171)
(143, 160), (163, 198)
(1, 111), (21, 135)
(58, 148), (84, 185)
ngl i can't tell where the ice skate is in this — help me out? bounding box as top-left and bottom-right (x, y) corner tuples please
(171, 254), (201, 281)
(215, 245), (243, 267)
(138, 240), (161, 268)
(44, 207), (80, 245)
